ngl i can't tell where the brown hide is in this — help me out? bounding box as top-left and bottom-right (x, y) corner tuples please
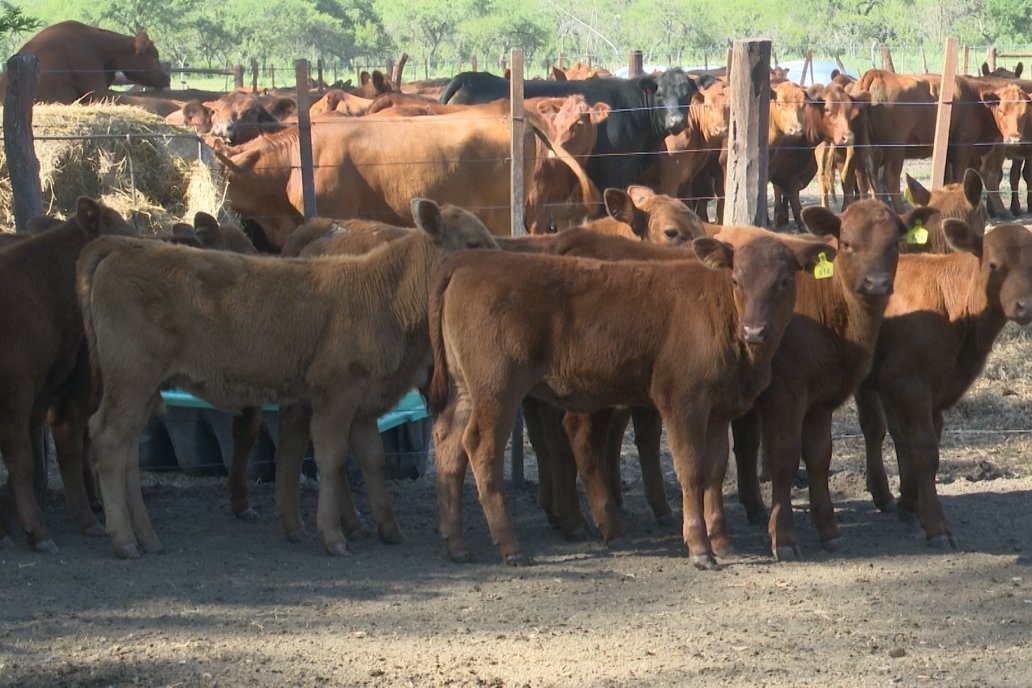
(0, 198), (136, 552)
(309, 89), (374, 116)
(592, 186), (706, 244)
(428, 235), (832, 566)
(80, 200), (497, 558)
(0, 21), (169, 104)
(648, 79), (729, 199)
(729, 200), (938, 560)
(902, 169), (987, 253)
(167, 92), (293, 144)
(858, 222), (1032, 548)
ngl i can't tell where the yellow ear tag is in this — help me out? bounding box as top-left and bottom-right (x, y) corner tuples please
(814, 252), (835, 280)
(906, 219), (929, 245)
(903, 185), (916, 206)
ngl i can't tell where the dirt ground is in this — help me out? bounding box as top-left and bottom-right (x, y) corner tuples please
(4, 193), (1032, 688)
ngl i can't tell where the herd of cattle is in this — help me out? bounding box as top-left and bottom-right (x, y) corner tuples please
(2, 21), (1032, 568)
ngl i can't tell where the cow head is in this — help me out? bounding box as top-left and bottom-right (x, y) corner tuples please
(945, 221), (1032, 325)
(801, 199), (934, 297)
(981, 62), (1024, 79)
(604, 186), (706, 246)
(770, 81), (808, 139)
(810, 82), (864, 146)
(193, 212), (258, 254)
(411, 198), (499, 251)
(695, 232), (834, 345)
(208, 93), (286, 145)
(652, 69), (713, 136)
(981, 84), (1032, 145)
(904, 169), (987, 246)
(547, 95), (609, 160)
(75, 197), (137, 238)
(123, 29), (170, 89)
(693, 80), (729, 141)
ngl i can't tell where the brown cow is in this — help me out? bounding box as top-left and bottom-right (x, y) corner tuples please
(309, 89), (374, 116)
(216, 108), (595, 247)
(856, 222), (1032, 548)
(428, 233), (833, 566)
(79, 199), (498, 558)
(902, 169), (987, 252)
(730, 200), (938, 560)
(0, 21), (169, 104)
(167, 92), (296, 144)
(0, 198), (137, 552)
(982, 62), (1024, 79)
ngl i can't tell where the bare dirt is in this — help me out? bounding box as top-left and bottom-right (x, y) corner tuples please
(3, 186), (1032, 688)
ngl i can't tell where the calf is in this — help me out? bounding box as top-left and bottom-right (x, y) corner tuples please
(428, 234), (832, 567)
(730, 200), (937, 560)
(856, 222), (1032, 546)
(0, 198), (136, 552)
(903, 169), (987, 252)
(79, 199), (498, 559)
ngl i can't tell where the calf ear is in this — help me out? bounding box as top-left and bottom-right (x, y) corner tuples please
(171, 223), (195, 239)
(193, 212), (222, 248)
(902, 207), (940, 237)
(904, 174), (932, 206)
(638, 77), (658, 95)
(981, 62), (991, 77)
(981, 91), (1000, 110)
(800, 206), (841, 239)
(603, 188), (636, 225)
(360, 71), (371, 86)
(943, 219), (982, 257)
(267, 97), (297, 120)
(694, 74), (715, 90)
(627, 185), (655, 206)
(76, 197), (103, 236)
(692, 237), (734, 270)
(589, 102), (610, 124)
(1016, 63), (1024, 79)
(792, 241), (837, 273)
(411, 198), (444, 240)
(551, 66), (566, 81)
(963, 168), (984, 206)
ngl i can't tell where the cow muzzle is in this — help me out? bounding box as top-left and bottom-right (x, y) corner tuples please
(856, 273), (894, 296)
(1009, 298), (1032, 325)
(665, 114), (687, 135)
(741, 323), (770, 344)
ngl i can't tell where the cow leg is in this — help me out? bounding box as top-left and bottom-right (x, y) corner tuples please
(772, 185), (788, 229)
(816, 142), (832, 208)
(703, 418), (732, 557)
(228, 407), (262, 521)
(1023, 157), (1032, 214)
(1010, 158), (1023, 216)
(855, 386), (895, 512)
(630, 406), (673, 525)
(0, 408), (56, 552)
(731, 407), (766, 525)
(882, 151), (907, 213)
(49, 404), (103, 536)
(524, 398), (588, 539)
(659, 401), (716, 569)
(762, 393), (806, 561)
(788, 188), (805, 231)
(563, 410), (624, 546)
(309, 404), (360, 556)
(349, 415), (403, 544)
(463, 396), (528, 566)
(521, 398), (557, 526)
(274, 404), (313, 543)
(800, 410), (841, 551)
(124, 439), (162, 554)
(433, 393), (473, 562)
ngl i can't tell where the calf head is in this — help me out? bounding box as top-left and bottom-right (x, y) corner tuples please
(904, 169), (987, 240)
(604, 186), (706, 245)
(123, 29), (170, 89)
(192, 212), (258, 254)
(947, 221), (1032, 325)
(410, 198), (499, 252)
(173, 100), (214, 133)
(548, 95), (609, 160)
(770, 81), (808, 139)
(810, 82), (865, 146)
(980, 84), (1032, 145)
(209, 93), (284, 145)
(982, 62), (1024, 79)
(694, 233), (834, 345)
(653, 69), (714, 136)
(801, 199), (935, 297)
(74, 197), (137, 238)
(694, 80), (729, 141)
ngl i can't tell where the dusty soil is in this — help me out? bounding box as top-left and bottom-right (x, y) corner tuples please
(3, 185), (1032, 688)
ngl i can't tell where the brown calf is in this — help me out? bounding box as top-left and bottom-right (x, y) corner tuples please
(730, 200), (938, 560)
(79, 200), (498, 559)
(428, 234), (832, 567)
(857, 222), (1032, 547)
(0, 198), (136, 552)
(903, 169), (987, 253)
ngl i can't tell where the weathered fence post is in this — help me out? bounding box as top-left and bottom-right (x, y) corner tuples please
(962, 45), (969, 75)
(250, 58), (259, 93)
(316, 59), (325, 92)
(930, 37), (959, 190)
(270, 64), (276, 88)
(509, 48), (527, 487)
(2, 54), (49, 510)
(986, 46), (997, 73)
(233, 64), (244, 89)
(880, 44), (895, 72)
(471, 55), (478, 72)
(294, 59), (318, 221)
(723, 39), (771, 227)
(920, 47), (929, 73)
(391, 53), (408, 87)
(628, 50), (643, 78)
(799, 49), (813, 86)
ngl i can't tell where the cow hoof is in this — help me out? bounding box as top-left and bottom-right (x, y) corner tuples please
(504, 553), (533, 567)
(821, 536), (845, 553)
(773, 544), (802, 562)
(928, 534), (959, 551)
(874, 497), (898, 513)
(326, 541), (354, 557)
(746, 511), (768, 526)
(690, 553), (719, 571)
(655, 513), (678, 529)
(141, 540), (166, 555)
(285, 528), (308, 544)
(448, 549), (474, 564)
(0, 535), (13, 549)
(235, 508), (260, 522)
(33, 538), (59, 554)
(115, 543), (143, 560)
(562, 526), (590, 542)
(83, 523), (107, 538)
(606, 536), (631, 551)
(713, 543), (735, 558)
(377, 525), (404, 545)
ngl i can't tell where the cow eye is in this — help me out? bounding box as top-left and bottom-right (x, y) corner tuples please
(664, 228), (678, 239)
(988, 260), (1000, 272)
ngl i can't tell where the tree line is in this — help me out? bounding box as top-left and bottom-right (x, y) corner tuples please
(5, 0), (1032, 79)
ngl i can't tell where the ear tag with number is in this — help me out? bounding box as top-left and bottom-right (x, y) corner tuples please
(814, 252), (834, 280)
(906, 219), (929, 245)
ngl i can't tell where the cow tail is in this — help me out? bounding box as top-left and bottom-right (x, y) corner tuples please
(525, 110), (601, 217)
(427, 264), (455, 416)
(76, 239), (118, 392)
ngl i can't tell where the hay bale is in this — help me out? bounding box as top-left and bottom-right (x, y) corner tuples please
(0, 103), (233, 235)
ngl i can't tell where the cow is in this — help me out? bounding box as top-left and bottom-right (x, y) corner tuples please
(730, 200), (939, 560)
(0, 198), (137, 552)
(982, 62), (1024, 79)
(0, 21), (169, 104)
(902, 169), (987, 252)
(349, 70), (395, 99)
(79, 199), (498, 559)
(439, 69), (715, 192)
(215, 107), (596, 248)
(856, 222), (1032, 547)
(309, 89), (375, 116)
(427, 232), (834, 567)
(166, 92), (296, 144)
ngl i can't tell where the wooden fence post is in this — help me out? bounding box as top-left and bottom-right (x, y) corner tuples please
(471, 55), (478, 72)
(294, 60), (318, 221)
(391, 53), (408, 87)
(233, 64), (244, 89)
(880, 44), (895, 72)
(250, 59), (259, 93)
(270, 64), (276, 88)
(799, 49), (813, 86)
(930, 37), (959, 190)
(628, 49), (643, 78)
(986, 46), (997, 73)
(723, 39), (771, 228)
(962, 45), (969, 75)
(509, 48), (527, 487)
(921, 47), (929, 74)
(316, 59), (325, 92)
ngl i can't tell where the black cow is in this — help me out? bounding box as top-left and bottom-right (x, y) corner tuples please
(439, 69), (713, 196)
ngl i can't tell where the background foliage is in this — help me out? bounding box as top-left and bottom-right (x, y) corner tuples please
(4, 0), (1032, 79)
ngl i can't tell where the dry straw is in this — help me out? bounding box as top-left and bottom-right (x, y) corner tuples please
(0, 102), (234, 235)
